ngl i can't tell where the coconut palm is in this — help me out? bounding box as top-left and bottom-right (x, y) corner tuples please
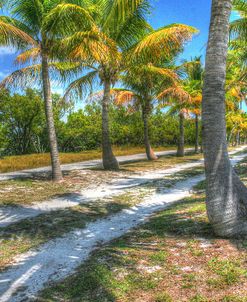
(62, 0), (153, 170)
(109, 63), (178, 160)
(0, 0), (94, 181)
(63, 2), (197, 168)
(202, 0), (247, 237)
(158, 57), (203, 156)
(182, 56), (203, 153)
(158, 85), (192, 157)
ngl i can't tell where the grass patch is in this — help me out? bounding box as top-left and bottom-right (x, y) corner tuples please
(37, 158), (247, 302)
(0, 154), (204, 206)
(0, 178), (73, 206)
(207, 258), (245, 287)
(0, 146), (180, 173)
(0, 165), (204, 269)
(0, 189), (148, 271)
(121, 152), (202, 172)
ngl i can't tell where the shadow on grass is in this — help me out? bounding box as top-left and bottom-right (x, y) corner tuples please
(37, 191), (247, 302)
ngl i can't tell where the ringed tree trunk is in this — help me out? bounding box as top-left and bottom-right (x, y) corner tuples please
(41, 48), (63, 181)
(142, 101), (158, 161)
(177, 111), (185, 157)
(195, 114), (199, 153)
(202, 0), (247, 237)
(102, 79), (119, 170)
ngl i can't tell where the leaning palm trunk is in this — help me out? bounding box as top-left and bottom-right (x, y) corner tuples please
(142, 103), (158, 161)
(41, 48), (63, 181)
(195, 114), (199, 153)
(102, 79), (119, 170)
(202, 0), (247, 237)
(177, 111), (185, 157)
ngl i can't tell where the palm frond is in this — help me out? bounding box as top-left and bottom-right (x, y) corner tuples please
(157, 85), (192, 104)
(129, 24), (198, 62)
(64, 70), (99, 101)
(15, 47), (41, 65)
(43, 3), (94, 37)
(0, 65), (42, 89)
(61, 27), (119, 64)
(0, 17), (35, 47)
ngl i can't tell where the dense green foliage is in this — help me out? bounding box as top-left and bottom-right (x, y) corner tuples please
(0, 89), (199, 155)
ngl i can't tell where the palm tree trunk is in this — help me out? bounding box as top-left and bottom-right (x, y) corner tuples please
(102, 79), (119, 170)
(202, 0), (247, 237)
(142, 103), (158, 161)
(195, 114), (199, 153)
(41, 49), (63, 181)
(177, 111), (185, 157)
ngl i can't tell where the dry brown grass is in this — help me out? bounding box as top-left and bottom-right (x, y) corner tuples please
(0, 146), (176, 173)
(0, 169), (129, 206)
(0, 152), (202, 206)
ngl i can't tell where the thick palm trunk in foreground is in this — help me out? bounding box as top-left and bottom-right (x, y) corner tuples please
(195, 114), (199, 153)
(177, 111), (185, 157)
(202, 0), (247, 237)
(142, 103), (158, 161)
(41, 49), (63, 181)
(102, 79), (119, 170)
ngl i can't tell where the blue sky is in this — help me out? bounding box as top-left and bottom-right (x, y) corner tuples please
(0, 0), (213, 81)
(150, 0), (211, 61)
(0, 0), (244, 111)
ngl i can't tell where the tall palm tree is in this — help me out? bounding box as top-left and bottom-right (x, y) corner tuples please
(110, 64), (178, 160)
(62, 0), (152, 170)
(181, 57), (203, 153)
(0, 0), (93, 181)
(158, 57), (203, 156)
(64, 0), (197, 169)
(158, 84), (193, 157)
(202, 0), (247, 237)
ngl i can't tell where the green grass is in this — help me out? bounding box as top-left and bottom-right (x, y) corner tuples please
(36, 193), (247, 302)
(36, 159), (247, 302)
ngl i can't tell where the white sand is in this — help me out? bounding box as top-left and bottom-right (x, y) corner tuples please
(0, 146), (245, 229)
(0, 149), (246, 301)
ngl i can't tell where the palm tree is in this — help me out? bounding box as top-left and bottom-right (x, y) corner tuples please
(110, 64), (178, 160)
(202, 0), (247, 237)
(181, 57), (203, 153)
(63, 0), (152, 170)
(158, 57), (203, 156)
(63, 1), (197, 168)
(0, 0), (93, 181)
(158, 84), (193, 157)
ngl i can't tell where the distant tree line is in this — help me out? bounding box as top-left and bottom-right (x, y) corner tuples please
(0, 88), (201, 156)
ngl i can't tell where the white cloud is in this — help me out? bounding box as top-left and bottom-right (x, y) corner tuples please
(0, 46), (16, 56)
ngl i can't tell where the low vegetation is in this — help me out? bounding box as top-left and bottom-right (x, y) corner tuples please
(0, 163), (205, 270)
(0, 152), (201, 206)
(0, 146), (178, 173)
(36, 158), (247, 302)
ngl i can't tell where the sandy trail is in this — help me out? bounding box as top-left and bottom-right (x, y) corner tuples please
(0, 161), (202, 228)
(0, 149), (246, 302)
(0, 146), (245, 228)
(0, 148), (194, 181)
